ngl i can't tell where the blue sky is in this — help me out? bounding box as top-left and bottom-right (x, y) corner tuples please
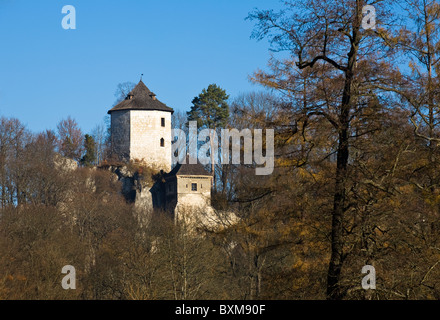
(0, 0), (283, 134)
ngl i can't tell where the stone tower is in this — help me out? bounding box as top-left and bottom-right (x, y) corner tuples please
(108, 80), (174, 172)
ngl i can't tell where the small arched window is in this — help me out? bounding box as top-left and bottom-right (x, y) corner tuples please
(160, 138), (165, 147)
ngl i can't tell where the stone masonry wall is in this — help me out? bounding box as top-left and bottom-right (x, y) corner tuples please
(129, 110), (172, 172)
(110, 110), (131, 161)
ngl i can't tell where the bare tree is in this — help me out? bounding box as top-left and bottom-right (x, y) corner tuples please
(57, 116), (84, 161)
(91, 121), (109, 165)
(113, 82), (136, 106)
(248, 0), (396, 299)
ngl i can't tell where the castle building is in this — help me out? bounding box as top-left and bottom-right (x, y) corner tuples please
(164, 156), (213, 214)
(108, 79), (213, 219)
(108, 80), (173, 172)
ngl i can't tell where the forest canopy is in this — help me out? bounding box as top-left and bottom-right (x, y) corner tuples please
(2, 0), (440, 300)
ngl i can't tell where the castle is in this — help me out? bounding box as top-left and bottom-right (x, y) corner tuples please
(107, 80), (214, 223)
(108, 80), (173, 172)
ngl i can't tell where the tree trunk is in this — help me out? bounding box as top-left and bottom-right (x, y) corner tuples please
(326, 24), (358, 299)
(326, 127), (349, 300)
(210, 129), (215, 190)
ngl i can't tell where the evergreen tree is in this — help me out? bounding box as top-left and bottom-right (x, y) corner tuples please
(187, 84), (230, 188)
(81, 134), (96, 167)
(187, 84), (230, 129)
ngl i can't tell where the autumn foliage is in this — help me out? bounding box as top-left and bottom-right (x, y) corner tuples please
(3, 0), (440, 300)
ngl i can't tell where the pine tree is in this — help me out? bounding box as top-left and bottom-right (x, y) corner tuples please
(187, 84), (230, 129)
(81, 134), (96, 167)
(187, 84), (230, 188)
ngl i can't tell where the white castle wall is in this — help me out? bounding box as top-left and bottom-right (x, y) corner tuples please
(176, 176), (212, 207)
(129, 110), (172, 172)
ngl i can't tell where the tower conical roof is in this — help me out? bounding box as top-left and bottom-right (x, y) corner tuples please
(108, 80), (174, 114)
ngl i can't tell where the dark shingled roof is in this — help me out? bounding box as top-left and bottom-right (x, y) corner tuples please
(108, 80), (174, 114)
(167, 156), (212, 177)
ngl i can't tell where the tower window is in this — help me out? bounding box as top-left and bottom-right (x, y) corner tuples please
(161, 118), (165, 127)
(191, 183), (197, 191)
(160, 138), (165, 147)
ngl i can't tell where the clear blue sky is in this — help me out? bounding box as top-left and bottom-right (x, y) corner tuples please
(0, 0), (283, 134)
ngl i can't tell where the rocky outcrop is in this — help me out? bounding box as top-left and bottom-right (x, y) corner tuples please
(102, 164), (159, 228)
